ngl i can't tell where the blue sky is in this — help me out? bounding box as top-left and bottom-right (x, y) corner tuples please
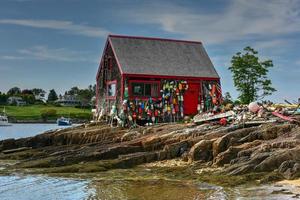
(0, 0), (299, 102)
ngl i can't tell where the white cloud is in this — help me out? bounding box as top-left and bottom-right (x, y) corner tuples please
(19, 46), (98, 62)
(253, 39), (287, 50)
(0, 55), (25, 60)
(122, 0), (300, 44)
(0, 19), (109, 37)
(1, 46), (98, 62)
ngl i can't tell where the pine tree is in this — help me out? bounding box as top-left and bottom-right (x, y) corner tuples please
(47, 89), (58, 102)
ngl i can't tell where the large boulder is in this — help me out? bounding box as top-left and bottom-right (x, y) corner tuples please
(142, 136), (162, 151)
(278, 160), (300, 179)
(212, 127), (258, 157)
(163, 140), (190, 159)
(238, 124), (295, 144)
(214, 146), (241, 166)
(0, 138), (17, 151)
(98, 145), (143, 160)
(261, 124), (295, 140)
(121, 131), (141, 142)
(254, 148), (300, 172)
(214, 140), (263, 166)
(225, 152), (270, 175)
(188, 140), (213, 162)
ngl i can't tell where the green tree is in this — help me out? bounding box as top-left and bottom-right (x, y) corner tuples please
(78, 89), (93, 106)
(32, 88), (46, 96)
(47, 89), (58, 102)
(223, 92), (233, 105)
(229, 46), (276, 104)
(21, 89), (33, 95)
(22, 94), (35, 104)
(66, 86), (80, 95)
(7, 87), (21, 96)
(64, 85), (96, 107)
(0, 93), (8, 105)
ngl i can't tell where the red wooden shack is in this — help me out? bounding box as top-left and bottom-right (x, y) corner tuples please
(96, 35), (221, 123)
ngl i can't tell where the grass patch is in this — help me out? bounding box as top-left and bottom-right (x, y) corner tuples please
(0, 105), (91, 120)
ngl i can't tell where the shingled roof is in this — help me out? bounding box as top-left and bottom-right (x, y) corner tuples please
(108, 35), (219, 78)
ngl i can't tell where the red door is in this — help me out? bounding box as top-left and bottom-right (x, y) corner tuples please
(184, 82), (200, 115)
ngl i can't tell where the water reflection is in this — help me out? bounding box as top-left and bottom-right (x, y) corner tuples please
(0, 176), (218, 200)
(0, 174), (299, 200)
(0, 175), (94, 200)
(89, 179), (214, 200)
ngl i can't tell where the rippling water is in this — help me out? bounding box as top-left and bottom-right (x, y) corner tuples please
(0, 175), (221, 200)
(0, 175), (94, 200)
(0, 174), (299, 200)
(0, 123), (77, 140)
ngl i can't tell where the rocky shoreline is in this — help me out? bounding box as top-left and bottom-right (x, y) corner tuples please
(1, 121), (300, 187)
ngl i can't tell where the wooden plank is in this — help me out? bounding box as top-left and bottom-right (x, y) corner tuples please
(194, 111), (235, 124)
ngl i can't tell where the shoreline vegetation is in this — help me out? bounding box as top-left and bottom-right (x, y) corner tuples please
(0, 105), (92, 122)
(1, 120), (300, 190)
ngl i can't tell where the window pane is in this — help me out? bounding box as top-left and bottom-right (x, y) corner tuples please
(151, 83), (158, 97)
(145, 84), (151, 96)
(108, 83), (116, 96)
(132, 83), (144, 96)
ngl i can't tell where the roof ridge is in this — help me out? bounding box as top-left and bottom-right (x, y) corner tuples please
(108, 34), (202, 44)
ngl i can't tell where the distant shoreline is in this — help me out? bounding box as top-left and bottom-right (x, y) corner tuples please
(1, 105), (92, 124)
(10, 119), (88, 124)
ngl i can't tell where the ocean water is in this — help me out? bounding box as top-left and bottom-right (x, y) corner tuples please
(0, 174), (298, 200)
(0, 123), (76, 140)
(0, 175), (95, 200)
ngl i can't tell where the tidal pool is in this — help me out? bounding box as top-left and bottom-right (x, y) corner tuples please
(0, 174), (299, 200)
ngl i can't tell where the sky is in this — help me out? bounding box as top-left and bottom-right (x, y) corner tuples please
(0, 0), (299, 102)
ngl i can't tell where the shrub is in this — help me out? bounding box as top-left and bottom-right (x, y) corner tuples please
(41, 109), (57, 121)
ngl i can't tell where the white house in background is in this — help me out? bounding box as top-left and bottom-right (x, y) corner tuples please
(7, 96), (26, 106)
(34, 92), (46, 103)
(55, 95), (82, 107)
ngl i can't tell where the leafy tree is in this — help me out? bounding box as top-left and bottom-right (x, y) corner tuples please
(229, 46), (276, 104)
(0, 93), (8, 105)
(66, 86), (80, 95)
(32, 88), (46, 96)
(77, 89), (93, 106)
(22, 94), (35, 104)
(223, 92), (233, 105)
(92, 84), (96, 95)
(7, 87), (21, 96)
(47, 89), (58, 102)
(21, 89), (33, 95)
(64, 85), (96, 107)
(88, 84), (93, 91)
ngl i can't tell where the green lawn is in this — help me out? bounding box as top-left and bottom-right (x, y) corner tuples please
(0, 105), (92, 120)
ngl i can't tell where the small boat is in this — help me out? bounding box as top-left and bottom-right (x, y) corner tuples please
(0, 107), (11, 126)
(57, 117), (72, 126)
